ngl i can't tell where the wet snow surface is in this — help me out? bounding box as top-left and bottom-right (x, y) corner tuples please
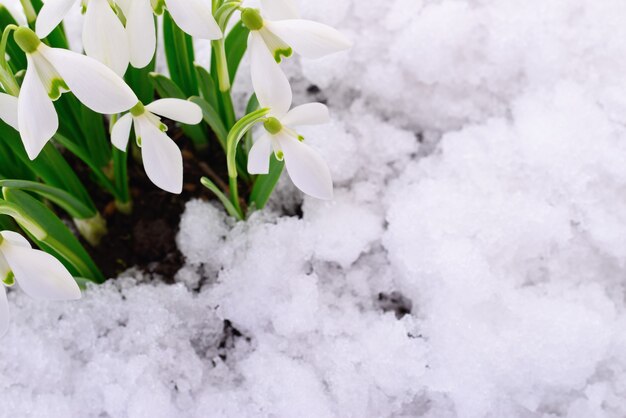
(3, 0), (626, 417)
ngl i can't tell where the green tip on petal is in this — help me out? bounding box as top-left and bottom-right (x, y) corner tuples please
(241, 8), (264, 31)
(264, 117), (283, 135)
(151, 0), (165, 15)
(14, 27), (40, 54)
(2, 271), (15, 287)
(130, 101), (145, 117)
(49, 78), (69, 100)
(275, 150), (284, 161)
(274, 47), (293, 63)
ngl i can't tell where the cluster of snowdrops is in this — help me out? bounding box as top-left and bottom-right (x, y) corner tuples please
(0, 0), (350, 336)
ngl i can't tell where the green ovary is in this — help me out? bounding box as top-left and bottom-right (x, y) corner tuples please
(14, 27), (40, 54)
(264, 117), (283, 135)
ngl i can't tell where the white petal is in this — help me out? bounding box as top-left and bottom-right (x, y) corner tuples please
(260, 0), (300, 20)
(0, 231), (32, 248)
(277, 132), (333, 200)
(0, 286), (8, 337)
(249, 31), (292, 116)
(35, 0), (77, 38)
(18, 59), (59, 160)
(0, 242), (81, 301)
(111, 113), (133, 151)
(165, 0), (222, 40)
(265, 19), (352, 59)
(127, 0), (157, 68)
(0, 93), (19, 131)
(281, 103), (329, 127)
(247, 134), (273, 174)
(145, 99), (202, 124)
(83, 0), (130, 76)
(136, 117), (183, 194)
(40, 46), (137, 114)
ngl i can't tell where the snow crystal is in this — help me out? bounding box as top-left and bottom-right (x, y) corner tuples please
(2, 0), (626, 417)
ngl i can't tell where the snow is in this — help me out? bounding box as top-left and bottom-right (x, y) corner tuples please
(3, 0), (626, 417)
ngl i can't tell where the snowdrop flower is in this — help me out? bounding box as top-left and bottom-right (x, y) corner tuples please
(0, 231), (81, 337)
(111, 99), (203, 194)
(248, 44), (333, 200)
(241, 1), (351, 67)
(7, 27), (137, 160)
(36, 0), (130, 75)
(115, 0), (222, 69)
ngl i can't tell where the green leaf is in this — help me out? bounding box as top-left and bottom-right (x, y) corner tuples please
(80, 106), (111, 168)
(149, 72), (208, 148)
(125, 58), (156, 104)
(189, 96), (228, 149)
(225, 22), (250, 84)
(149, 72), (186, 98)
(2, 189), (104, 283)
(162, 10), (198, 97)
(200, 177), (243, 220)
(0, 122), (97, 214)
(194, 64), (220, 112)
(0, 180), (95, 219)
(249, 155), (285, 210)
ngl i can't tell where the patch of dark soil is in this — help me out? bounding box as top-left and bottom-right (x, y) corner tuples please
(69, 126), (230, 280)
(218, 320), (251, 361)
(378, 291), (413, 319)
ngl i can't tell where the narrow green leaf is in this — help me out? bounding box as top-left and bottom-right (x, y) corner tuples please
(162, 10), (198, 97)
(0, 122), (97, 213)
(2, 189), (104, 283)
(200, 177), (243, 220)
(194, 64), (220, 111)
(225, 22), (250, 83)
(125, 58), (156, 104)
(0, 180), (95, 219)
(189, 96), (228, 149)
(149, 72), (186, 98)
(249, 155), (284, 210)
(80, 106), (111, 168)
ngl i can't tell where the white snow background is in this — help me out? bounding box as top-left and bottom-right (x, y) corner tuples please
(2, 0), (626, 417)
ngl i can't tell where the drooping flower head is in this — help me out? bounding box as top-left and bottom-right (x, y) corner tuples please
(4, 26), (137, 160)
(248, 37), (333, 200)
(35, 0), (222, 72)
(241, 0), (351, 67)
(36, 0), (130, 75)
(115, 0), (223, 69)
(0, 231), (81, 337)
(111, 98), (203, 194)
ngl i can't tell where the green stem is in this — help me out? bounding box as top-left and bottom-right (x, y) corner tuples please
(0, 25), (20, 96)
(225, 108), (270, 214)
(228, 176), (243, 219)
(18, 0), (36, 24)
